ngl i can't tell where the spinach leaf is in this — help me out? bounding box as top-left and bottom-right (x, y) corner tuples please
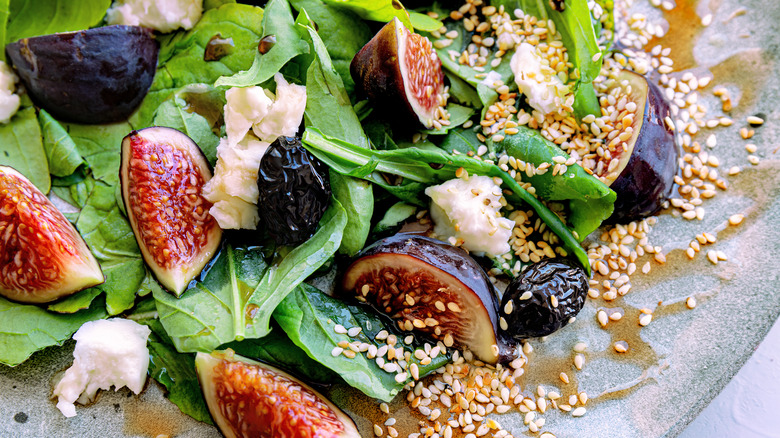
(0, 295), (106, 366)
(302, 127), (594, 273)
(155, 200), (346, 353)
(5, 0), (111, 43)
(132, 3), (264, 128)
(38, 109), (84, 178)
(215, 0), (309, 88)
(371, 201), (417, 235)
(497, 127), (615, 240)
(409, 10), (444, 32)
(439, 127), (482, 155)
(422, 103), (474, 135)
(300, 19), (373, 255)
(47, 288), (102, 314)
(152, 96), (220, 166)
(274, 284), (449, 402)
(0, 107), (49, 193)
(321, 0), (413, 30)
(65, 121), (133, 186)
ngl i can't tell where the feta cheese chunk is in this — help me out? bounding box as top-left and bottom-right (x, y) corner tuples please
(106, 0), (203, 33)
(203, 73), (307, 229)
(53, 319), (151, 418)
(0, 61), (20, 124)
(425, 175), (514, 257)
(510, 42), (571, 115)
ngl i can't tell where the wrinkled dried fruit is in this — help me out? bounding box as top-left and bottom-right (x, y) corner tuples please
(599, 70), (680, 223)
(500, 258), (588, 339)
(342, 233), (517, 364)
(257, 136), (331, 246)
(120, 127), (222, 296)
(0, 166), (103, 303)
(195, 350), (359, 438)
(5, 25), (158, 124)
(350, 17), (446, 129)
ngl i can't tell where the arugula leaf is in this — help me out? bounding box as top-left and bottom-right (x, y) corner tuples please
(0, 107), (49, 193)
(155, 200), (346, 353)
(215, 0), (309, 88)
(132, 3), (264, 128)
(0, 295), (106, 366)
(38, 109), (85, 178)
(299, 19), (373, 256)
(497, 127), (615, 240)
(5, 0), (111, 43)
(321, 0), (413, 30)
(152, 97), (220, 166)
(302, 127), (594, 273)
(76, 181), (148, 315)
(274, 284), (449, 402)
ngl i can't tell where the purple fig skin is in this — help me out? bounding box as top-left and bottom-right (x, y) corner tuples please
(608, 70), (681, 223)
(5, 25), (158, 124)
(342, 233), (518, 364)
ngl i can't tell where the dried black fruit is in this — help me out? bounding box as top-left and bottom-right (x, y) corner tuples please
(257, 136), (331, 245)
(499, 258), (588, 339)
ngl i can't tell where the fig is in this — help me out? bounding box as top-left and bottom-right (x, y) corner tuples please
(0, 166), (103, 303)
(5, 25), (158, 124)
(342, 233), (517, 364)
(350, 17), (446, 129)
(120, 127), (222, 296)
(499, 258), (588, 339)
(257, 136), (331, 246)
(195, 350), (359, 438)
(598, 70), (680, 223)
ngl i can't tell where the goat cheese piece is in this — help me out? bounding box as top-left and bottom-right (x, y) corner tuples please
(0, 61), (20, 124)
(510, 42), (571, 115)
(106, 0), (203, 33)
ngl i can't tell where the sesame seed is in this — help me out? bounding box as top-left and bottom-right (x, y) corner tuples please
(572, 407), (587, 417)
(559, 372), (570, 384)
(334, 324), (347, 334)
(746, 115), (764, 126)
(347, 327), (362, 337)
(503, 300), (514, 314)
(574, 353), (585, 370)
(614, 341), (629, 353)
(519, 291), (533, 300)
(729, 214), (744, 225)
(374, 424), (383, 436)
(686, 296), (698, 309)
(639, 313), (653, 326)
(331, 347), (343, 357)
(380, 402), (390, 414)
(707, 250), (719, 265)
(343, 349), (357, 359)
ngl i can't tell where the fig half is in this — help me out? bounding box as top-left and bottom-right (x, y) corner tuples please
(0, 166), (104, 303)
(350, 18), (446, 129)
(120, 127), (222, 296)
(600, 70), (680, 223)
(5, 25), (158, 124)
(342, 233), (517, 364)
(195, 350), (360, 438)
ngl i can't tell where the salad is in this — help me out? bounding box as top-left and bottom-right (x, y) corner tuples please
(0, 0), (772, 436)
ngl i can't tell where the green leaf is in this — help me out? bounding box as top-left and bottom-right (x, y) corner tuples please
(155, 200), (346, 353)
(5, 0), (111, 43)
(321, 0), (413, 30)
(422, 103), (474, 135)
(302, 127), (594, 273)
(409, 10), (443, 32)
(0, 107), (49, 193)
(371, 201), (417, 235)
(204, 0), (235, 10)
(439, 127), (482, 155)
(65, 121), (133, 186)
(274, 284), (449, 402)
(0, 295), (106, 366)
(300, 20), (373, 256)
(76, 181), (148, 315)
(131, 3), (264, 128)
(47, 288), (102, 314)
(38, 109), (85, 178)
(215, 0), (309, 88)
(152, 97), (220, 166)
(0, 0), (10, 61)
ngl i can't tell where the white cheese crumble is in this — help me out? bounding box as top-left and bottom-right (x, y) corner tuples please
(510, 42), (571, 115)
(52, 319), (151, 418)
(106, 0), (203, 33)
(203, 73), (307, 229)
(0, 61), (20, 124)
(425, 175), (514, 257)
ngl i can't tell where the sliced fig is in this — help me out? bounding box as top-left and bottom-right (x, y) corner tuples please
(5, 25), (158, 124)
(0, 166), (103, 303)
(195, 350), (360, 438)
(342, 233), (517, 364)
(597, 70), (680, 223)
(120, 127), (221, 296)
(350, 18), (446, 129)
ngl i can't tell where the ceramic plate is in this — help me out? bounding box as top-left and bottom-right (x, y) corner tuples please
(1, 0), (779, 436)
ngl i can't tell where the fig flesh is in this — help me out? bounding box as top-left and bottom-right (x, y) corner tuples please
(120, 127), (222, 296)
(5, 25), (158, 124)
(350, 18), (446, 129)
(342, 233), (517, 364)
(599, 70), (680, 223)
(195, 350), (360, 438)
(0, 166), (103, 303)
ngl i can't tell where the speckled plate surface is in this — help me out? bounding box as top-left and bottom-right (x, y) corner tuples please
(2, 0), (779, 437)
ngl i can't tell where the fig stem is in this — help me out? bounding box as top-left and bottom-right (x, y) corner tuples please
(301, 128), (591, 275)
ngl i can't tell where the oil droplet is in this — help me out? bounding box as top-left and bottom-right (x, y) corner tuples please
(204, 33), (234, 62)
(258, 35), (277, 54)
